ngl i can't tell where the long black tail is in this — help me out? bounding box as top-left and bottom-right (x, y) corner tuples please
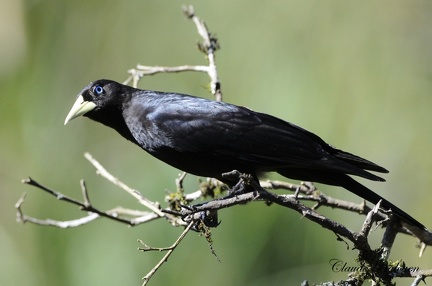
(338, 175), (425, 230)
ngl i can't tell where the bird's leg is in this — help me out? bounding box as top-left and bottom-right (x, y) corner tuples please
(222, 170), (256, 196)
(221, 170), (245, 196)
(227, 178), (247, 196)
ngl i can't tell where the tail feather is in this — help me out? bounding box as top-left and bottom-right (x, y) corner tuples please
(332, 149), (389, 174)
(338, 175), (425, 230)
(277, 168), (425, 229)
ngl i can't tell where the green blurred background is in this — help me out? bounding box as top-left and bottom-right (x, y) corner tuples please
(1, 1), (432, 285)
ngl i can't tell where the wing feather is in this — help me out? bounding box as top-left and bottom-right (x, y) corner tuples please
(124, 91), (385, 179)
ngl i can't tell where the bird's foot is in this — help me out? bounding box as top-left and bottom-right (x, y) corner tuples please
(188, 210), (220, 229)
(222, 170), (255, 196)
(163, 206), (220, 229)
(228, 179), (248, 196)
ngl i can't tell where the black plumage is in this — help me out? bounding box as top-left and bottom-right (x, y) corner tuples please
(65, 79), (425, 229)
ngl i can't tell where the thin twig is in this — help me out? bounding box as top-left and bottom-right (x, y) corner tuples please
(359, 200), (381, 238)
(16, 192), (101, 227)
(183, 5), (222, 101)
(20, 177), (134, 225)
(140, 221), (194, 286)
(126, 6), (222, 102)
(175, 172), (187, 191)
(17, 175), (164, 228)
(84, 152), (165, 217)
(126, 65), (210, 88)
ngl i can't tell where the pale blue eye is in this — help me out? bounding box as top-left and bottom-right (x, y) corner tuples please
(93, 85), (104, 95)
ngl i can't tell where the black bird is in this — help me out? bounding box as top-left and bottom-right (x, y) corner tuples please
(65, 79), (425, 229)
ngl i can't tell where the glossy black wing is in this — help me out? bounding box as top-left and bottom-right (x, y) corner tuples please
(125, 92), (325, 162)
(123, 91), (385, 179)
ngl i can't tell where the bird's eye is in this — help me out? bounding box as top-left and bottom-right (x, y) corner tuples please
(93, 85), (104, 95)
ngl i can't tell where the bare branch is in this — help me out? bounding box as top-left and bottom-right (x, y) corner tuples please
(126, 65), (209, 88)
(380, 215), (401, 260)
(84, 152), (163, 216)
(18, 177), (160, 227)
(140, 221), (194, 286)
(182, 5), (221, 101)
(359, 200), (381, 238)
(126, 5), (222, 101)
(16, 193), (101, 227)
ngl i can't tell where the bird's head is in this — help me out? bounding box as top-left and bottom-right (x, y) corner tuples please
(64, 79), (126, 125)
